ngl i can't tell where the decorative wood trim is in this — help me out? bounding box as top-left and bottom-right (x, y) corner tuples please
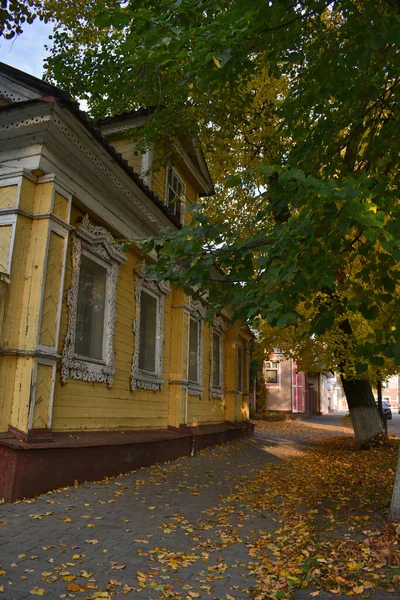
(210, 315), (227, 399)
(187, 299), (206, 398)
(0, 213), (16, 275)
(165, 165), (186, 225)
(131, 275), (170, 391)
(61, 215), (126, 388)
(36, 220), (69, 355)
(28, 357), (57, 430)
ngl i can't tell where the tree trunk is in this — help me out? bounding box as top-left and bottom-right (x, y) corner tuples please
(341, 376), (385, 448)
(390, 446), (400, 521)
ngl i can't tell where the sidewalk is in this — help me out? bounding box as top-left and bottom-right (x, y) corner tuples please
(0, 436), (279, 599)
(0, 425), (397, 600)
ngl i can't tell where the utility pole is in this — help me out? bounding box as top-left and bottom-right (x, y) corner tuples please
(377, 380), (387, 435)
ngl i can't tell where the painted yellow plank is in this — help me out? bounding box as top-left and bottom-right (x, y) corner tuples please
(33, 182), (53, 213)
(18, 177), (36, 212)
(40, 231), (64, 347)
(10, 356), (35, 433)
(53, 192), (69, 221)
(32, 363), (53, 429)
(0, 225), (12, 274)
(0, 185), (17, 209)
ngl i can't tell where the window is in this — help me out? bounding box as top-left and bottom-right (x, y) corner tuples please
(166, 166), (185, 223)
(61, 215), (126, 388)
(188, 317), (200, 382)
(75, 254), (107, 360)
(212, 333), (221, 388)
(265, 360), (279, 384)
(186, 299), (205, 397)
(138, 290), (158, 373)
(237, 345), (243, 393)
(210, 316), (226, 398)
(131, 277), (170, 391)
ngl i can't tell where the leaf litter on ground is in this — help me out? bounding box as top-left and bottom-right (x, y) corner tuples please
(0, 420), (399, 599)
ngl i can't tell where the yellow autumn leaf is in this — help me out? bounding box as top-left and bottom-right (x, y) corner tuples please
(353, 585), (364, 594)
(212, 56), (221, 68)
(81, 570), (92, 578)
(30, 588), (46, 596)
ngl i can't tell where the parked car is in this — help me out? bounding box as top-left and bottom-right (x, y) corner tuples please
(380, 401), (393, 419)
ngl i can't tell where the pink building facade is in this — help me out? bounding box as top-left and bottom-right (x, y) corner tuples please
(374, 375), (400, 411)
(263, 353), (346, 415)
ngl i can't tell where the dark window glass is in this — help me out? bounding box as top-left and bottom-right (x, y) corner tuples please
(75, 255), (107, 360)
(212, 332), (221, 388)
(166, 167), (183, 222)
(188, 318), (199, 382)
(139, 291), (158, 372)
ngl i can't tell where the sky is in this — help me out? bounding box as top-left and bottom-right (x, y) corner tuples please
(0, 18), (53, 79)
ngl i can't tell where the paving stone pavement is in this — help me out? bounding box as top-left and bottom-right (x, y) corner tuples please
(0, 429), (396, 600)
(0, 437), (282, 600)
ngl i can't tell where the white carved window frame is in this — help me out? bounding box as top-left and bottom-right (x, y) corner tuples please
(187, 299), (206, 398)
(131, 276), (170, 391)
(210, 315), (227, 399)
(265, 359), (280, 386)
(61, 215), (126, 388)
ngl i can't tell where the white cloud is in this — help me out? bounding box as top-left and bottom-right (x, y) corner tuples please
(0, 18), (53, 78)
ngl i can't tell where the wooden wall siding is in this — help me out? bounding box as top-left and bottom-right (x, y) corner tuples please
(0, 185), (17, 209)
(0, 225), (12, 274)
(33, 182), (53, 213)
(9, 356), (35, 432)
(1, 215), (49, 350)
(39, 231), (64, 347)
(107, 136), (143, 175)
(0, 179), (58, 432)
(18, 177), (36, 212)
(53, 211), (171, 431)
(151, 166), (166, 202)
(266, 359), (293, 412)
(31, 363), (53, 429)
(53, 192), (69, 221)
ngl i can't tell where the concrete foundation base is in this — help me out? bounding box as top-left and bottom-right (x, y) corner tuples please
(0, 421), (254, 502)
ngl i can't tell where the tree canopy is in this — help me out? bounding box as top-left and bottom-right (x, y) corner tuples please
(5, 0), (400, 382)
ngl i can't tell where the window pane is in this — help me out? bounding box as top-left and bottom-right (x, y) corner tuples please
(188, 318), (199, 382)
(266, 369), (278, 384)
(237, 346), (243, 391)
(166, 167), (183, 222)
(139, 291), (158, 372)
(75, 255), (107, 360)
(212, 332), (221, 387)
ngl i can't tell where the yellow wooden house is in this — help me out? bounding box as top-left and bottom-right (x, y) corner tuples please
(0, 62), (252, 501)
